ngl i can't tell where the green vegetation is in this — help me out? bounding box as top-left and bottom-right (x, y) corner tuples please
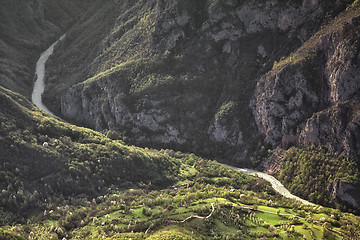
(215, 101), (236, 121)
(2, 85), (360, 239)
(276, 146), (359, 210)
(146, 226), (200, 240)
(0, 85), (181, 223)
(0, 228), (25, 240)
(2, 154), (360, 239)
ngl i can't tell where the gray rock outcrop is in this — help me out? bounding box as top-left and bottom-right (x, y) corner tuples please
(253, 8), (360, 159)
(252, 3), (360, 208)
(329, 179), (360, 209)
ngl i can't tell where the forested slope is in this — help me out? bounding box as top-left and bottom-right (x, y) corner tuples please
(0, 86), (180, 224)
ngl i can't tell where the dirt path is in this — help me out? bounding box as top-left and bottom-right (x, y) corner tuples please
(145, 203), (215, 234)
(170, 202), (215, 223)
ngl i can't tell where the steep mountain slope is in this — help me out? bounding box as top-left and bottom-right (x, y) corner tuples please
(44, 0), (352, 165)
(0, 0), (91, 98)
(254, 1), (360, 209)
(253, 1), (360, 157)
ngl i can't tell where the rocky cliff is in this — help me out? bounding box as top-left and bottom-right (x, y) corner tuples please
(253, 3), (360, 157)
(253, 2), (360, 209)
(45, 0), (352, 165)
(329, 179), (360, 209)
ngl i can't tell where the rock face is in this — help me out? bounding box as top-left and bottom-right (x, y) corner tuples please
(49, 0), (352, 163)
(329, 179), (360, 209)
(252, 3), (360, 208)
(298, 102), (360, 160)
(253, 6), (360, 160)
(253, 65), (320, 147)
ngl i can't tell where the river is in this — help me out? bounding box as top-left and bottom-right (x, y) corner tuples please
(31, 34), (66, 118)
(224, 164), (315, 205)
(31, 34), (315, 207)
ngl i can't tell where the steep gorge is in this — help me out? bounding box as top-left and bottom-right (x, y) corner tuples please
(1, 0), (360, 212)
(43, 0), (360, 210)
(45, 0), (353, 165)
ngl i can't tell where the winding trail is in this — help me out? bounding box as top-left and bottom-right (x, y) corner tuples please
(224, 164), (315, 205)
(31, 34), (66, 118)
(170, 202), (215, 223)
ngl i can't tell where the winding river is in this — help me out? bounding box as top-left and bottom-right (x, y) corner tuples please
(31, 34), (66, 118)
(31, 35), (315, 206)
(224, 164), (315, 205)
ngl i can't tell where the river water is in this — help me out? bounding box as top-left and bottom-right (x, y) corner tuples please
(31, 34), (315, 207)
(224, 164), (315, 205)
(31, 34), (66, 118)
